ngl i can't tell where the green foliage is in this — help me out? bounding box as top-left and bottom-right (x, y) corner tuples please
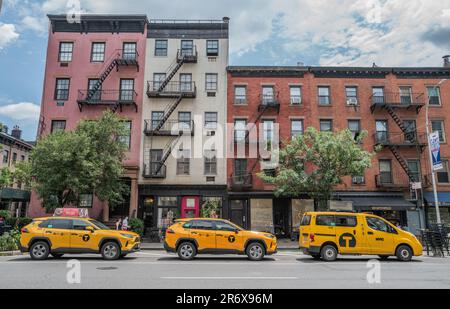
(0, 210), (12, 220)
(13, 161), (33, 190)
(0, 168), (12, 189)
(258, 127), (375, 203)
(129, 218), (144, 236)
(6, 217), (32, 229)
(30, 111), (130, 212)
(201, 199), (221, 218)
(0, 230), (20, 252)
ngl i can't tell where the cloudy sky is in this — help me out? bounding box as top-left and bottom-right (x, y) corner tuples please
(0, 0), (449, 140)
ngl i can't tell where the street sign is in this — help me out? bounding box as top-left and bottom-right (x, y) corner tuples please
(411, 182), (422, 190)
(429, 131), (443, 171)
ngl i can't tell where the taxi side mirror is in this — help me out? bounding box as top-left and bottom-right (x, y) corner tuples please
(85, 226), (95, 233)
(234, 229), (239, 234)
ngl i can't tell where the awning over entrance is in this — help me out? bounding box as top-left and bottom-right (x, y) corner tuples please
(424, 192), (450, 207)
(0, 188), (31, 202)
(339, 193), (416, 211)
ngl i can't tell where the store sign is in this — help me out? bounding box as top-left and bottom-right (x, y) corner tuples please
(54, 208), (89, 218)
(429, 131), (443, 171)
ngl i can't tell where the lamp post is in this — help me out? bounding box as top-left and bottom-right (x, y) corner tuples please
(425, 79), (447, 225)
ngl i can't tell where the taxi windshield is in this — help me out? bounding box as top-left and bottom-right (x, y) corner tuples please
(89, 219), (110, 230)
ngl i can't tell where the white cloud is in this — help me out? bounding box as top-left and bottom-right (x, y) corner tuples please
(0, 23), (19, 50)
(22, 16), (47, 35)
(0, 102), (41, 121)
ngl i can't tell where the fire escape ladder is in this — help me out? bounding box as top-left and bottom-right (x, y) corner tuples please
(387, 145), (415, 183)
(154, 134), (183, 174)
(383, 105), (417, 143)
(158, 58), (185, 92)
(86, 59), (119, 101)
(154, 95), (184, 132)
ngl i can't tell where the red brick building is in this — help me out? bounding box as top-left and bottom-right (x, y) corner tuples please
(227, 63), (450, 238)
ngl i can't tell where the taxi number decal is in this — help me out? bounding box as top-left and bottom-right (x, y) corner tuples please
(82, 234), (90, 242)
(228, 235), (236, 243)
(339, 233), (356, 248)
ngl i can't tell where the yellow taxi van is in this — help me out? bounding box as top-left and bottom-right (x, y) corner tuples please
(299, 211), (423, 261)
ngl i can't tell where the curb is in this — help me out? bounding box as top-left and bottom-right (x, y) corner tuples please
(0, 251), (23, 257)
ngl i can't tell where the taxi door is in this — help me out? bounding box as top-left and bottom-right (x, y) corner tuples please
(364, 216), (395, 255)
(42, 219), (72, 250)
(189, 220), (216, 251)
(214, 221), (244, 251)
(335, 215), (368, 254)
(70, 219), (102, 251)
(313, 215), (337, 247)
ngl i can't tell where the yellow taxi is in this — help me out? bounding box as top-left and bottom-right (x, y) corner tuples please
(299, 212), (423, 262)
(164, 218), (277, 261)
(20, 217), (140, 260)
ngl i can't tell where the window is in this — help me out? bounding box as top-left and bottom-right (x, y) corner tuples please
(58, 42), (73, 62)
(289, 86), (302, 104)
(427, 87), (441, 106)
(153, 73), (166, 90)
(206, 40), (219, 57)
(120, 79), (134, 101)
(399, 86), (412, 104)
(205, 73), (218, 91)
(320, 119), (332, 132)
(177, 149), (190, 175)
(119, 121), (132, 149)
(40, 219), (72, 230)
(122, 42), (137, 60)
(318, 86), (330, 105)
(150, 149), (163, 177)
(178, 112), (191, 130)
(191, 220), (214, 230)
(234, 119), (247, 142)
(51, 120), (66, 133)
(91, 42), (105, 62)
(205, 112), (218, 129)
(437, 161), (449, 184)
(78, 194), (93, 208)
(72, 219), (93, 230)
(234, 159), (248, 182)
(300, 215), (311, 226)
(151, 111), (164, 130)
(431, 120), (445, 143)
(345, 86), (358, 104)
(157, 207), (180, 229)
(204, 149), (217, 175)
(291, 120), (303, 140)
(348, 120), (361, 140)
(366, 217), (396, 233)
(2, 150), (9, 164)
(201, 197), (223, 218)
(21, 155), (25, 161)
(158, 196), (178, 207)
(263, 120), (274, 142)
(379, 160), (392, 184)
(180, 40), (194, 57)
(180, 74), (192, 92)
(403, 120), (417, 142)
(335, 216), (357, 227)
(262, 86), (275, 105)
(407, 160), (421, 182)
(88, 79), (101, 101)
(54, 78), (70, 101)
(375, 120), (388, 142)
(234, 86), (247, 104)
(372, 87), (385, 104)
(12, 153), (17, 163)
(215, 221), (237, 231)
(316, 215), (335, 226)
(155, 40), (168, 56)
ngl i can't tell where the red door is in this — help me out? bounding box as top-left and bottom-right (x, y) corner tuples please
(181, 196), (200, 218)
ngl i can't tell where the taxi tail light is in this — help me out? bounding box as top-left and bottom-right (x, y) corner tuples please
(309, 233), (315, 242)
(21, 228), (29, 233)
(166, 229), (175, 234)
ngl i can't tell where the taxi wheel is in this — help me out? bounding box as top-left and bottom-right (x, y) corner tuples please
(101, 242), (121, 260)
(246, 242), (265, 261)
(320, 245), (338, 262)
(396, 245), (413, 262)
(30, 241), (50, 260)
(177, 242), (197, 260)
(50, 253), (64, 259)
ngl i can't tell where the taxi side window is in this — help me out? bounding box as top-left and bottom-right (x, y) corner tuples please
(72, 219), (93, 231)
(191, 220), (214, 230)
(300, 215), (311, 226)
(335, 216), (357, 227)
(39, 219), (71, 230)
(316, 215), (335, 226)
(366, 217), (396, 233)
(215, 221), (237, 231)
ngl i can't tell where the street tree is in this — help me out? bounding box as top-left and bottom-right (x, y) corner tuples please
(258, 127), (375, 208)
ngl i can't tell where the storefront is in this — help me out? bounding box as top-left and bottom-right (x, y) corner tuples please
(138, 185), (227, 241)
(424, 192), (450, 229)
(0, 188), (31, 217)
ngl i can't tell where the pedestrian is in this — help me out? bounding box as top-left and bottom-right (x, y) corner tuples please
(122, 216), (129, 231)
(115, 218), (122, 230)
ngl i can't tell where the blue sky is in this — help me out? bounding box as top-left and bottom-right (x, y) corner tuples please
(0, 0), (449, 141)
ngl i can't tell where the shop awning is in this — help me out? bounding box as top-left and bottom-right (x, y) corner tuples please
(339, 194), (416, 211)
(424, 192), (450, 207)
(0, 188), (31, 202)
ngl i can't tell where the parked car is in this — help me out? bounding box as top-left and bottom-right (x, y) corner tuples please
(299, 211), (423, 262)
(164, 218), (277, 261)
(20, 217), (141, 260)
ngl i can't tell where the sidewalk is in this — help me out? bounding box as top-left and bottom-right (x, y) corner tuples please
(141, 238), (300, 251)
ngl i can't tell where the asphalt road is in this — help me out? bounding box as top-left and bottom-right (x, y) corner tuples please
(0, 250), (449, 289)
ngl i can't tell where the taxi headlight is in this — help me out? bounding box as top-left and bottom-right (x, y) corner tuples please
(121, 234), (135, 239)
